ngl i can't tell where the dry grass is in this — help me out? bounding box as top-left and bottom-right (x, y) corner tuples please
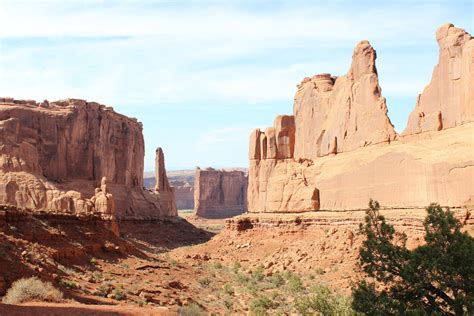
(2, 277), (63, 304)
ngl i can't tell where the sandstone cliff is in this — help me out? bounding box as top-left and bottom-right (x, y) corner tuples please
(403, 24), (474, 135)
(194, 168), (247, 218)
(248, 24), (474, 213)
(0, 98), (177, 219)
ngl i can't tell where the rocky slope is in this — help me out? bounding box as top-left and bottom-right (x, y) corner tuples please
(248, 23), (474, 213)
(194, 168), (248, 218)
(0, 98), (176, 219)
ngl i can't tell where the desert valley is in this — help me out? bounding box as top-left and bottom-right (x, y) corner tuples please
(0, 15), (473, 316)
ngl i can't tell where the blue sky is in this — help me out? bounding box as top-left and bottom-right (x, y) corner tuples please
(1, 0), (472, 171)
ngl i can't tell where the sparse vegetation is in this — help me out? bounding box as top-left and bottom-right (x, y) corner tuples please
(222, 283), (234, 296)
(294, 285), (355, 315)
(59, 278), (78, 289)
(250, 295), (274, 315)
(112, 288), (126, 301)
(179, 303), (205, 316)
(198, 277), (211, 288)
(2, 277), (63, 304)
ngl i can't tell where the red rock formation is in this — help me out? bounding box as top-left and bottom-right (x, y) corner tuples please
(293, 41), (397, 160)
(248, 24), (474, 213)
(153, 147), (177, 213)
(194, 168), (247, 218)
(0, 98), (176, 219)
(403, 24), (474, 135)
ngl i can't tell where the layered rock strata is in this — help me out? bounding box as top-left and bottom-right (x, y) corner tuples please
(403, 24), (474, 135)
(194, 168), (247, 218)
(0, 98), (176, 219)
(248, 24), (474, 213)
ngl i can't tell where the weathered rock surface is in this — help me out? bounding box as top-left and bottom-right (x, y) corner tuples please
(403, 24), (474, 135)
(248, 24), (474, 213)
(194, 168), (248, 218)
(0, 98), (176, 219)
(293, 41), (397, 160)
(153, 147), (177, 213)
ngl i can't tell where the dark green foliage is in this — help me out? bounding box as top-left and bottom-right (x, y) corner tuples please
(352, 200), (474, 315)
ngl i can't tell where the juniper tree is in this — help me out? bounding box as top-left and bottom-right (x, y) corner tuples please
(352, 200), (474, 315)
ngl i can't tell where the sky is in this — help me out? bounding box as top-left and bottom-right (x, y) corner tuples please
(0, 0), (473, 171)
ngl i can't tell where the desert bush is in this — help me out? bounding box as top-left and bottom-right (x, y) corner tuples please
(235, 272), (249, 284)
(212, 261), (223, 269)
(222, 283), (235, 296)
(2, 277), (63, 304)
(286, 273), (304, 293)
(294, 285), (355, 315)
(269, 273), (285, 288)
(59, 279), (78, 289)
(314, 267), (325, 275)
(223, 297), (233, 310)
(197, 277), (211, 288)
(94, 284), (111, 297)
(252, 265), (265, 281)
(352, 201), (474, 315)
(112, 288), (126, 301)
(179, 303), (205, 316)
(232, 261), (241, 273)
(250, 295), (274, 315)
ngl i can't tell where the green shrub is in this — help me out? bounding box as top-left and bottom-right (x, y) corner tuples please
(223, 298), (233, 310)
(294, 285), (355, 315)
(232, 261), (241, 273)
(179, 303), (205, 316)
(212, 261), (223, 269)
(250, 296), (273, 315)
(252, 265), (265, 282)
(2, 277), (63, 304)
(287, 273), (303, 293)
(235, 272), (249, 284)
(198, 277), (211, 288)
(269, 273), (285, 288)
(112, 288), (126, 301)
(59, 279), (78, 289)
(94, 285), (110, 297)
(222, 283), (234, 296)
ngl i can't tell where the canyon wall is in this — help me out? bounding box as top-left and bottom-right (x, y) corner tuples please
(403, 24), (474, 135)
(144, 170), (195, 210)
(248, 23), (474, 213)
(0, 98), (177, 219)
(194, 168), (247, 218)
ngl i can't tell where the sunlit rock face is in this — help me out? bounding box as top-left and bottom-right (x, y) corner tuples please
(0, 98), (177, 219)
(403, 24), (474, 135)
(247, 24), (474, 213)
(194, 168), (247, 218)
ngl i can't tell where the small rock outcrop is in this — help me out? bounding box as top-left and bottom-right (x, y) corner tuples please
(403, 24), (474, 135)
(90, 177), (116, 215)
(247, 23), (474, 213)
(194, 168), (247, 218)
(0, 98), (177, 219)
